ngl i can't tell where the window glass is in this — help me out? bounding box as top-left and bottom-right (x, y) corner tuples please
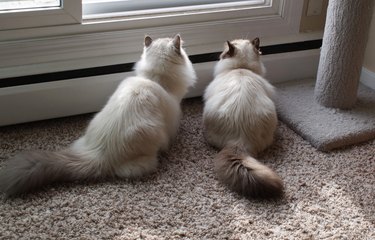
(83, 0), (263, 16)
(0, 0), (61, 11)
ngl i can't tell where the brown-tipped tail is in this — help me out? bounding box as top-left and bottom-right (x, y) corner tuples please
(214, 144), (283, 199)
(0, 150), (93, 198)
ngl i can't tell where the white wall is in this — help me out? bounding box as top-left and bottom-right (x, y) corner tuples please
(363, 5), (375, 72)
(361, 4), (375, 90)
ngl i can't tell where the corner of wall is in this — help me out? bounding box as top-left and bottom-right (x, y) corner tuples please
(362, 3), (375, 89)
(299, 0), (329, 33)
(361, 67), (375, 90)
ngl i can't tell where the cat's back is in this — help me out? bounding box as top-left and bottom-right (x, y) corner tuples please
(205, 69), (275, 110)
(203, 69), (277, 152)
(115, 76), (167, 103)
(81, 76), (179, 156)
(96, 75), (178, 125)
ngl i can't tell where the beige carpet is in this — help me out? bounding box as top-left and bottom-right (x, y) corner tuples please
(0, 97), (374, 239)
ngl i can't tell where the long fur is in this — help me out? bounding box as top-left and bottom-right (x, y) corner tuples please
(203, 38), (283, 198)
(0, 35), (196, 198)
(214, 144), (283, 198)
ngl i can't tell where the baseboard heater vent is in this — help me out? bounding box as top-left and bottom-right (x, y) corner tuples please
(0, 40), (322, 88)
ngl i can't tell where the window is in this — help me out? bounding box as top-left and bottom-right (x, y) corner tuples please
(0, 0), (303, 40)
(0, 0), (305, 78)
(0, 0), (61, 11)
(0, 0), (81, 30)
(82, 0), (275, 28)
(83, 0), (265, 19)
(0, 0), (304, 78)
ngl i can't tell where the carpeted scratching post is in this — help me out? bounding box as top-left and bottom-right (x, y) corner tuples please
(314, 0), (374, 109)
(274, 0), (375, 151)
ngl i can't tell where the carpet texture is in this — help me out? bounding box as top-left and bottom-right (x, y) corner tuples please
(276, 79), (375, 151)
(0, 98), (374, 239)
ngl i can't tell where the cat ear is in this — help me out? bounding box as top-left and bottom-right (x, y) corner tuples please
(172, 34), (181, 54)
(220, 41), (236, 59)
(251, 37), (262, 55)
(144, 35), (152, 48)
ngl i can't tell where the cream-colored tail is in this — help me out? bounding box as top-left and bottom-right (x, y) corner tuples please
(0, 150), (100, 198)
(214, 144), (283, 198)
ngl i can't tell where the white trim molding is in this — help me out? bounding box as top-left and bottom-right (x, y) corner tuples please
(360, 67), (375, 90)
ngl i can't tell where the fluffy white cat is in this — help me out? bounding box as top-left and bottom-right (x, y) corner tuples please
(203, 38), (283, 198)
(0, 34), (196, 198)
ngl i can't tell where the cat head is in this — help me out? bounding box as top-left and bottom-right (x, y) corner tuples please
(215, 38), (266, 76)
(135, 34), (196, 99)
(136, 34), (193, 73)
(142, 34), (186, 64)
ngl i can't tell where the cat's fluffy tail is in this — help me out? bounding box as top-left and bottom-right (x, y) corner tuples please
(0, 150), (100, 198)
(214, 143), (283, 199)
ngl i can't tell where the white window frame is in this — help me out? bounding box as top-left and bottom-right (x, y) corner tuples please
(0, 0), (81, 30)
(0, 0), (304, 79)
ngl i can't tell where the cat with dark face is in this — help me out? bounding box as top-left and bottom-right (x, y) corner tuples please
(203, 38), (283, 198)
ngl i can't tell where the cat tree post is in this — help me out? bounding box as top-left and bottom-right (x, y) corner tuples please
(314, 0), (374, 109)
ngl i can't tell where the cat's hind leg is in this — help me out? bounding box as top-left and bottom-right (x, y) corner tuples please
(114, 155), (158, 178)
